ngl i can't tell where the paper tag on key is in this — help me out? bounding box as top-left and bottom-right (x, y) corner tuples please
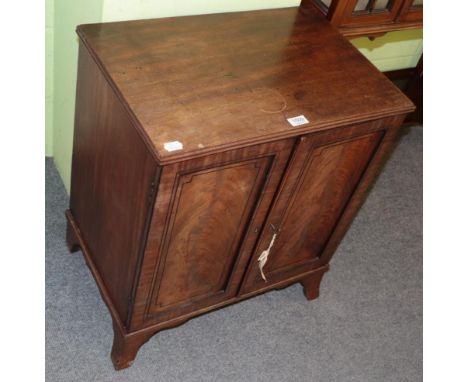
(287, 115), (309, 127)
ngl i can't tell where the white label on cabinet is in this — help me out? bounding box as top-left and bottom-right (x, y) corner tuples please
(163, 141), (183, 152)
(287, 115), (309, 127)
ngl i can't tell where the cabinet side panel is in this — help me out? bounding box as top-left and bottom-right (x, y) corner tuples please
(69, 42), (158, 324)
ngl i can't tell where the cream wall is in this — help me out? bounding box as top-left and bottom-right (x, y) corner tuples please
(45, 0), (422, 192)
(353, 29), (423, 71)
(102, 0), (300, 21)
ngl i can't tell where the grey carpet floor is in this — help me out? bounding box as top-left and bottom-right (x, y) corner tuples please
(46, 125), (422, 382)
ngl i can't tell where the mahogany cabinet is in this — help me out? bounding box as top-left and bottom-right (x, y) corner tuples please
(66, 6), (414, 370)
(301, 0), (423, 37)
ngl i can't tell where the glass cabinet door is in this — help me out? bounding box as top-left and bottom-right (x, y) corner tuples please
(353, 0), (392, 12)
(339, 0), (406, 26)
(303, 0), (422, 35)
(307, 0), (399, 18)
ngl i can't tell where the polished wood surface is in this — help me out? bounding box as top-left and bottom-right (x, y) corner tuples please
(239, 117), (392, 294)
(131, 139), (295, 328)
(398, 0), (423, 23)
(69, 43), (158, 322)
(77, 7), (412, 164)
(68, 5), (414, 370)
(154, 160), (267, 310)
(246, 131), (381, 289)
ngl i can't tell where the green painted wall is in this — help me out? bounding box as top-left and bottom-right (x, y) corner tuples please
(45, 0), (54, 157)
(52, 0), (104, 190)
(47, 0), (422, 192)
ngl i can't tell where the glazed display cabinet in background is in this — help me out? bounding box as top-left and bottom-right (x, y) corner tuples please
(301, 0), (422, 37)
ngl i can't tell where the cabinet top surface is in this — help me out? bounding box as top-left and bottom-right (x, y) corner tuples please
(77, 7), (413, 162)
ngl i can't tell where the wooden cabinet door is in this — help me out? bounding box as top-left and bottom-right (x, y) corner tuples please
(337, 0), (406, 27)
(398, 0), (423, 22)
(240, 125), (385, 295)
(130, 139), (294, 328)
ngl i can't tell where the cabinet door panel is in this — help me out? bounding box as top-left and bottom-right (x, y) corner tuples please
(398, 0), (423, 22)
(340, 0), (405, 26)
(155, 160), (268, 309)
(240, 128), (384, 295)
(131, 139), (294, 328)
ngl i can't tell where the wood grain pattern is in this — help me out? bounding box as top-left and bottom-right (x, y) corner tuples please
(265, 133), (382, 271)
(69, 42), (158, 324)
(153, 158), (271, 311)
(130, 139), (295, 329)
(313, 115), (407, 268)
(240, 118), (387, 294)
(76, 7), (413, 164)
(398, 0), (423, 23)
